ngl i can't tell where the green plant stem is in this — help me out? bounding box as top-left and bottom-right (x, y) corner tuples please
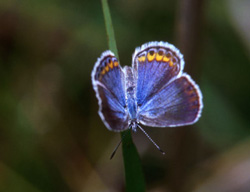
(122, 130), (146, 192)
(101, 0), (145, 191)
(101, 0), (119, 59)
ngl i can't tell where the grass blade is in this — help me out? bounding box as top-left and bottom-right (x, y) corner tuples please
(101, 0), (119, 58)
(122, 130), (146, 192)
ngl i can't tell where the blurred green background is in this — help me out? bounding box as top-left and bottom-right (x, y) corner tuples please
(0, 0), (250, 191)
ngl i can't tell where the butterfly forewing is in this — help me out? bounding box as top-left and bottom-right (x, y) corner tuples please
(132, 42), (184, 107)
(92, 51), (129, 131)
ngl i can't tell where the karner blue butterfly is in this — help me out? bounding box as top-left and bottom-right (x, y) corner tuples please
(92, 41), (203, 155)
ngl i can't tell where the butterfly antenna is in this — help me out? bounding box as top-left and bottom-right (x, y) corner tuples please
(110, 139), (123, 159)
(110, 128), (130, 159)
(137, 124), (165, 155)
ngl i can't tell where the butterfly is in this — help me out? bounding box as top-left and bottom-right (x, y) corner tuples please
(91, 41), (203, 155)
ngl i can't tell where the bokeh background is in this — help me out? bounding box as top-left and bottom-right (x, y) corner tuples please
(0, 0), (250, 191)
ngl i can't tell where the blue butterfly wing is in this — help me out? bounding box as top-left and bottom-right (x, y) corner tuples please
(132, 42), (184, 107)
(138, 74), (203, 127)
(92, 51), (129, 131)
(132, 42), (202, 127)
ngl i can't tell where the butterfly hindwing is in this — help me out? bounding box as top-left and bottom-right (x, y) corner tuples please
(92, 51), (129, 131)
(138, 74), (203, 127)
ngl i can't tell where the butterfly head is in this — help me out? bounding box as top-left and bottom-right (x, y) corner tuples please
(129, 119), (139, 132)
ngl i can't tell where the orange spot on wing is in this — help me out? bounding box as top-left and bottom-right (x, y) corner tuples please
(138, 55), (146, 62)
(147, 51), (156, 62)
(114, 61), (119, 67)
(156, 52), (163, 61)
(105, 65), (109, 72)
(99, 69), (105, 81)
(169, 60), (174, 67)
(108, 61), (113, 69)
(163, 55), (170, 62)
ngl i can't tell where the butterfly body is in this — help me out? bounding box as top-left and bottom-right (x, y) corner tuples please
(92, 42), (203, 132)
(124, 66), (138, 126)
